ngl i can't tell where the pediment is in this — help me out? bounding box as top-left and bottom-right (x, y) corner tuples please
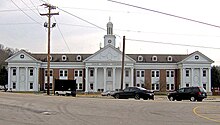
(179, 51), (214, 64)
(84, 45), (135, 62)
(5, 50), (40, 63)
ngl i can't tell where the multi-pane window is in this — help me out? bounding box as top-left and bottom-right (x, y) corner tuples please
(125, 70), (129, 77)
(166, 84), (169, 90)
(167, 84), (175, 90)
(141, 84), (144, 88)
(45, 70), (53, 76)
(107, 70), (111, 77)
(30, 83), (33, 89)
(12, 69), (16, 76)
(141, 71), (144, 77)
(90, 83), (93, 90)
(167, 70), (174, 77)
(29, 69), (33, 76)
(186, 83), (189, 87)
(75, 70), (83, 77)
(75, 70), (78, 77)
(152, 70), (160, 77)
(13, 82), (16, 89)
(203, 84), (206, 90)
(203, 70), (207, 77)
(171, 84), (174, 90)
(45, 83), (52, 90)
(152, 84), (159, 90)
(79, 71), (82, 77)
(79, 83), (83, 90)
(137, 70), (144, 77)
(125, 83), (129, 88)
(137, 71), (140, 77)
(90, 69), (94, 77)
(186, 70), (190, 77)
(60, 70), (68, 77)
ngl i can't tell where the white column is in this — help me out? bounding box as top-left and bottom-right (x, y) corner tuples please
(25, 67), (28, 91)
(113, 67), (116, 91)
(181, 68), (185, 88)
(130, 68), (134, 87)
(94, 67), (98, 92)
(7, 67), (11, 91)
(16, 67), (20, 91)
(85, 67), (89, 92)
(103, 67), (107, 92)
(208, 68), (211, 93)
(191, 68), (194, 87)
(34, 67), (38, 91)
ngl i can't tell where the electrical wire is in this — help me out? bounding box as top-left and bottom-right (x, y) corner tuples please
(107, 0), (220, 29)
(53, 17), (71, 52)
(126, 38), (220, 50)
(10, 0), (42, 26)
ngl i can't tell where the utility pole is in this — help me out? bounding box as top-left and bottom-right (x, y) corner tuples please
(40, 3), (59, 95)
(120, 36), (125, 90)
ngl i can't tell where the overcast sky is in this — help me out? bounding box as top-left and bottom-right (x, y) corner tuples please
(1, 0), (220, 65)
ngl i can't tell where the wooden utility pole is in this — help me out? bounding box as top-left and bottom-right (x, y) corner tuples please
(120, 36), (125, 90)
(40, 3), (59, 95)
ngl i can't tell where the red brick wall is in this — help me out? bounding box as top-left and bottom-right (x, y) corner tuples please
(175, 69), (180, 90)
(160, 69), (166, 92)
(38, 68), (44, 91)
(145, 69), (151, 90)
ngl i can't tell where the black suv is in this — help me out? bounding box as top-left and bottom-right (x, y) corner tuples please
(111, 87), (154, 100)
(167, 87), (207, 102)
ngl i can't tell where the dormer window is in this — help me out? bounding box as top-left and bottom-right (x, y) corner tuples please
(76, 55), (81, 61)
(47, 55), (53, 61)
(167, 56), (172, 62)
(195, 55), (199, 60)
(152, 56), (157, 61)
(62, 55), (67, 61)
(20, 54), (24, 59)
(138, 56), (143, 61)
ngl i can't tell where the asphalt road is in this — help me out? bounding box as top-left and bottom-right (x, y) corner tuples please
(0, 92), (219, 125)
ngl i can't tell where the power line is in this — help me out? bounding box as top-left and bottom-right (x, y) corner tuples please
(108, 0), (220, 29)
(58, 7), (121, 38)
(10, 0), (42, 26)
(126, 38), (220, 50)
(53, 18), (71, 52)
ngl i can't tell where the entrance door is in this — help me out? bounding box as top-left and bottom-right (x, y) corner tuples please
(106, 82), (113, 91)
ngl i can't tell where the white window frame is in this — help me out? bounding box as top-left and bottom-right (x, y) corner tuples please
(62, 55), (67, 61)
(152, 56), (157, 61)
(138, 55), (143, 61)
(76, 55), (81, 61)
(167, 56), (172, 61)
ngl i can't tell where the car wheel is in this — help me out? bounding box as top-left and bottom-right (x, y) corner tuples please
(169, 96), (175, 101)
(107, 93), (110, 96)
(190, 96), (196, 102)
(115, 94), (119, 99)
(143, 97), (148, 100)
(55, 92), (59, 96)
(134, 94), (140, 100)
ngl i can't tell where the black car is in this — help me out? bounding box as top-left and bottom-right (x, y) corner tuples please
(111, 87), (154, 100)
(167, 86), (207, 102)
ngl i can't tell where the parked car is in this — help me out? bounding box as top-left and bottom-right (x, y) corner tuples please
(101, 90), (115, 96)
(111, 87), (154, 100)
(167, 86), (207, 102)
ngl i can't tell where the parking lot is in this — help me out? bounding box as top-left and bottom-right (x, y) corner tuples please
(0, 92), (219, 125)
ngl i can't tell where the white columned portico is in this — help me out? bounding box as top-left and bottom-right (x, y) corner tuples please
(94, 67), (98, 92)
(208, 68), (211, 93)
(85, 67), (89, 92)
(130, 67), (134, 87)
(25, 67), (28, 91)
(103, 67), (107, 92)
(7, 67), (11, 91)
(112, 67), (116, 91)
(191, 68), (194, 87)
(16, 67), (20, 91)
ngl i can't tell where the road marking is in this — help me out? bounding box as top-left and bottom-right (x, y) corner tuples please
(193, 106), (220, 123)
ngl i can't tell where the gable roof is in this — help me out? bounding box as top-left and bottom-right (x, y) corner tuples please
(5, 50), (41, 63)
(178, 51), (214, 64)
(83, 44), (136, 62)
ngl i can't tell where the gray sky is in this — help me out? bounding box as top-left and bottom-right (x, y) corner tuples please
(1, 0), (220, 65)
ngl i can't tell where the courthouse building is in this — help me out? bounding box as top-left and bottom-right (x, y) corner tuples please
(5, 21), (214, 93)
